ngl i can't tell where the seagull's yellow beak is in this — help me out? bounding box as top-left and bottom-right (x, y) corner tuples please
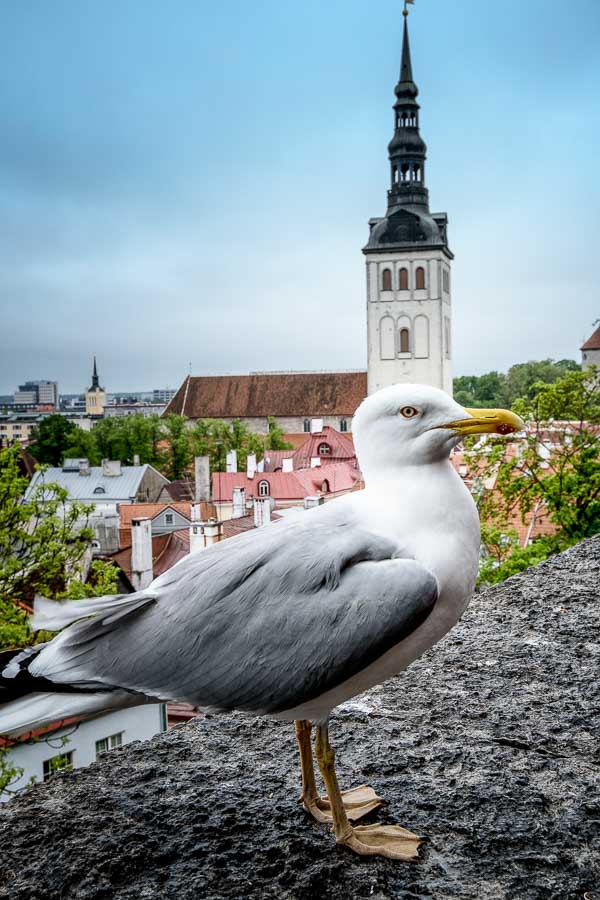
(437, 408), (525, 437)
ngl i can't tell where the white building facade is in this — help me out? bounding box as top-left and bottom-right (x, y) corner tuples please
(2, 705), (166, 802)
(365, 13), (453, 396)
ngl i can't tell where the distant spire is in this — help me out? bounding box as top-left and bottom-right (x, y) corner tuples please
(90, 356), (100, 390)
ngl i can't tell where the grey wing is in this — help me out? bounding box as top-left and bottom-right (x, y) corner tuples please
(29, 517), (438, 714)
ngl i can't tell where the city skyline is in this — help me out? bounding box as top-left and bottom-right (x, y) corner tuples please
(1, 0), (599, 393)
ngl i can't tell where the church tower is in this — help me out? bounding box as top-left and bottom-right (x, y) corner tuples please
(365, 8), (453, 395)
(85, 356), (106, 416)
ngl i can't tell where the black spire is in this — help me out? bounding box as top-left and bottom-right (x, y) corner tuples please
(90, 356), (100, 390)
(387, 15), (429, 212)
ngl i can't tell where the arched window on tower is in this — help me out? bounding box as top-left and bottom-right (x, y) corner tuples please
(399, 328), (410, 354)
(401, 163), (410, 183)
(399, 268), (409, 291)
(415, 267), (425, 290)
(382, 268), (393, 292)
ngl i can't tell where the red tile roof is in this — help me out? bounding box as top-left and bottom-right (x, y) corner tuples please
(110, 529), (191, 580)
(165, 372), (367, 419)
(211, 462), (361, 502)
(581, 324), (600, 351)
(292, 427), (357, 469)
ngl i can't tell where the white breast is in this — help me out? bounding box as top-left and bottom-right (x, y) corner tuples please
(277, 461), (481, 723)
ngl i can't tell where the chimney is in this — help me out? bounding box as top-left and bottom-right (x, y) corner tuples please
(253, 497), (272, 528)
(232, 487), (246, 519)
(226, 450), (238, 473)
(191, 502), (203, 523)
(131, 518), (153, 590)
(203, 519), (224, 546)
(247, 454), (257, 479)
(311, 418), (324, 434)
(78, 459), (90, 476)
(282, 457), (293, 473)
(133, 453), (141, 467)
(194, 456), (210, 501)
(102, 460), (122, 477)
(189, 523), (205, 554)
(304, 495), (325, 510)
(310, 457), (321, 468)
(257, 458), (265, 473)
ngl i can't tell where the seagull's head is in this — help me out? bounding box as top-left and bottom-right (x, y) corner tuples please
(353, 383), (524, 478)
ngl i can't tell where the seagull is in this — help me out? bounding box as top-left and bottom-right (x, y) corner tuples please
(0, 384), (522, 860)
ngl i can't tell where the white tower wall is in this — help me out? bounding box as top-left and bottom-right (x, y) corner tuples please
(366, 249), (452, 396)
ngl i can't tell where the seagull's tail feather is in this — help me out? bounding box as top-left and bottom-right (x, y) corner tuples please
(0, 592), (157, 737)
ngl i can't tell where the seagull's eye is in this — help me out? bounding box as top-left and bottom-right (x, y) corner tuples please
(399, 406), (419, 419)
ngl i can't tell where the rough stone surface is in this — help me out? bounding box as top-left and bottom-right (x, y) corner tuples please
(1, 537), (599, 900)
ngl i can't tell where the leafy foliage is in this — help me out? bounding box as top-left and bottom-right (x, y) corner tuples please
(0, 746), (26, 796)
(454, 359), (579, 409)
(468, 368), (600, 584)
(0, 445), (118, 649)
(189, 417), (292, 474)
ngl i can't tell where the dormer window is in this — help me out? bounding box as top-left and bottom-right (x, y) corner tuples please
(258, 480), (270, 497)
(93, 486), (106, 494)
(318, 443), (332, 456)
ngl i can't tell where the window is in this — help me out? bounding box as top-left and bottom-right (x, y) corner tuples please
(400, 328), (410, 354)
(380, 315), (396, 360)
(382, 268), (392, 292)
(321, 480), (330, 493)
(93, 486), (106, 494)
(303, 419), (311, 433)
(318, 443), (332, 456)
(443, 269), (450, 293)
(43, 751), (74, 781)
(399, 268), (409, 291)
(340, 419), (348, 433)
(415, 267), (425, 290)
(96, 732), (123, 756)
(258, 480), (270, 497)
(165, 513), (174, 525)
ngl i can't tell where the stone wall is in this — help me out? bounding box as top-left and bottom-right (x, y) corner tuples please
(1, 537), (598, 899)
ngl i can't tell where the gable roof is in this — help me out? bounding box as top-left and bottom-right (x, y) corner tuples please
(581, 324), (600, 351)
(165, 372), (367, 419)
(25, 464), (168, 503)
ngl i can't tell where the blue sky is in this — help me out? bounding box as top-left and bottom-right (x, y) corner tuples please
(1, 0), (599, 393)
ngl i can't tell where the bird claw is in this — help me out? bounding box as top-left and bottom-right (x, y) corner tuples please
(340, 823), (423, 861)
(302, 784), (383, 823)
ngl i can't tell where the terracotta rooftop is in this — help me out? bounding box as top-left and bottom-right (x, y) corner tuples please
(164, 372), (367, 419)
(292, 427), (357, 470)
(212, 462), (361, 502)
(581, 324), (600, 351)
(110, 530), (191, 581)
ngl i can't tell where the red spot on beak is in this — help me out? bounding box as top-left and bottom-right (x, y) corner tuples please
(497, 423), (516, 435)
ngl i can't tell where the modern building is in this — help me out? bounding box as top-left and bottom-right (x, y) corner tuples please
(85, 357), (106, 416)
(364, 9), (453, 395)
(104, 402), (166, 419)
(0, 411), (94, 447)
(152, 389), (177, 404)
(581, 324), (600, 370)
(14, 380), (59, 408)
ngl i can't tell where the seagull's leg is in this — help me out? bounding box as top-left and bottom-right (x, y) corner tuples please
(295, 720), (382, 824)
(314, 722), (423, 861)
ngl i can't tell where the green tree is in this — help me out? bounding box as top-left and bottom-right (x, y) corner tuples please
(0, 747), (26, 796)
(468, 367), (600, 584)
(189, 418), (293, 474)
(0, 445), (119, 649)
(453, 359), (579, 409)
(161, 414), (192, 480)
(29, 416), (78, 466)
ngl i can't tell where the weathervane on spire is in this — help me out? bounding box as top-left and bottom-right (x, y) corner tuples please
(403, 0), (415, 17)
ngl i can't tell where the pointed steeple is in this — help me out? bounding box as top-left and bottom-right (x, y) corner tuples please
(399, 17), (415, 88)
(386, 13), (429, 212)
(90, 356), (100, 390)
